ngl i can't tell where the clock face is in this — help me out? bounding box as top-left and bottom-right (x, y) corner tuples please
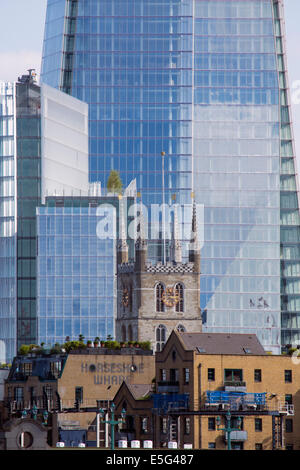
(162, 287), (180, 307)
(122, 288), (129, 307)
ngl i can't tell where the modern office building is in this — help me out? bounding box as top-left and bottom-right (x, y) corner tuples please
(41, 0), (300, 353)
(36, 192), (136, 347)
(0, 70), (89, 363)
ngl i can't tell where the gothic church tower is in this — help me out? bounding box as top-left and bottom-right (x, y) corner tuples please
(116, 201), (202, 351)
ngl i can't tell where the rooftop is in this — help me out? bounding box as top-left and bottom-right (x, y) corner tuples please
(177, 332), (267, 356)
(126, 383), (152, 400)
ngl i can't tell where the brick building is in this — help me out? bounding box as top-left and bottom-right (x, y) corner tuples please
(152, 330), (300, 450)
(1, 346), (155, 449)
(112, 331), (300, 450)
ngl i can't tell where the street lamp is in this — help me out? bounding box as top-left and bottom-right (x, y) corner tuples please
(216, 410), (242, 451)
(31, 404), (38, 420)
(43, 410), (49, 425)
(99, 402), (126, 450)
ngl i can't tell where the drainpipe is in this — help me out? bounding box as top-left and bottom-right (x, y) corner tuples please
(198, 364), (202, 449)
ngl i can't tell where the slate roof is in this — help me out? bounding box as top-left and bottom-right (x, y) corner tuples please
(177, 332), (267, 355)
(126, 383), (152, 400)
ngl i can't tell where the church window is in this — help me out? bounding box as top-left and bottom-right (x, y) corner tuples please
(175, 283), (184, 312)
(156, 283), (165, 312)
(121, 325), (126, 342)
(156, 324), (167, 351)
(177, 324), (186, 332)
(128, 324), (133, 342)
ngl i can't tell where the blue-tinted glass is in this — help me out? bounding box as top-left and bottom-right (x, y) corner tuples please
(36, 204), (116, 346)
(40, 0), (300, 353)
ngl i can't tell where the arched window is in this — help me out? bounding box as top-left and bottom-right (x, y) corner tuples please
(156, 283), (165, 312)
(156, 324), (167, 352)
(175, 283), (184, 312)
(121, 325), (126, 342)
(177, 324), (186, 333)
(129, 284), (133, 312)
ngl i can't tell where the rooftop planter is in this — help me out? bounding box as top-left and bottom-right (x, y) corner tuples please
(17, 338), (152, 357)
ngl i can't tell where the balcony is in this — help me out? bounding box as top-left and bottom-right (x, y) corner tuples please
(225, 431), (248, 442)
(157, 381), (179, 394)
(205, 391), (266, 412)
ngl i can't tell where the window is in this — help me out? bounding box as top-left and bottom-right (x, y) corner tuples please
(170, 368), (179, 382)
(224, 369), (243, 383)
(175, 283), (184, 312)
(285, 394), (293, 405)
(75, 386), (83, 404)
(286, 444), (294, 450)
(208, 417), (216, 431)
(255, 418), (262, 432)
(121, 325), (126, 342)
(184, 417), (191, 435)
(286, 419), (293, 433)
(285, 370), (292, 383)
(14, 387), (24, 402)
(255, 443), (263, 450)
(208, 442), (216, 449)
(128, 284), (133, 312)
(161, 417), (167, 434)
(30, 387), (37, 405)
(156, 324), (167, 352)
(160, 369), (167, 381)
(50, 361), (62, 379)
(231, 416), (243, 430)
(184, 368), (190, 384)
(208, 368), (215, 381)
(20, 362), (32, 377)
(254, 369), (262, 382)
(177, 324), (186, 332)
(43, 385), (53, 401)
(141, 417), (148, 434)
(128, 324), (133, 342)
(156, 283), (165, 312)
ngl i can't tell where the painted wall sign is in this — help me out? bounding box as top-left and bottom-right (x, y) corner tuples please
(80, 361), (145, 386)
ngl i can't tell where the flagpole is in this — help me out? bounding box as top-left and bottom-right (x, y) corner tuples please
(161, 151), (166, 264)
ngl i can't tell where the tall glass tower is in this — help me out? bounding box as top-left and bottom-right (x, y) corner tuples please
(0, 71), (89, 363)
(41, 0), (300, 353)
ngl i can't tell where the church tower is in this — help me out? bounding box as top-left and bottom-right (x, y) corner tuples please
(116, 202), (202, 351)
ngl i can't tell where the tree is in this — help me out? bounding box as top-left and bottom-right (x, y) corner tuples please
(107, 170), (123, 194)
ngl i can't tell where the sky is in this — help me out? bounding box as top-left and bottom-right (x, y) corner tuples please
(0, 0), (300, 165)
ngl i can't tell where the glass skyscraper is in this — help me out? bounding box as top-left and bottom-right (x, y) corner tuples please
(36, 199), (113, 346)
(36, 194), (135, 347)
(41, 0), (300, 353)
(0, 71), (89, 363)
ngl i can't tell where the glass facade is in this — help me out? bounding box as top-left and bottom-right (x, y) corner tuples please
(0, 73), (89, 363)
(36, 195), (134, 346)
(273, 0), (300, 346)
(41, 0), (300, 352)
(16, 78), (42, 352)
(192, 0), (281, 352)
(0, 77), (41, 362)
(0, 82), (17, 363)
(41, 0), (194, 261)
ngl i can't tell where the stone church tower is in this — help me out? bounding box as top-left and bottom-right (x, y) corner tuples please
(116, 201), (202, 351)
